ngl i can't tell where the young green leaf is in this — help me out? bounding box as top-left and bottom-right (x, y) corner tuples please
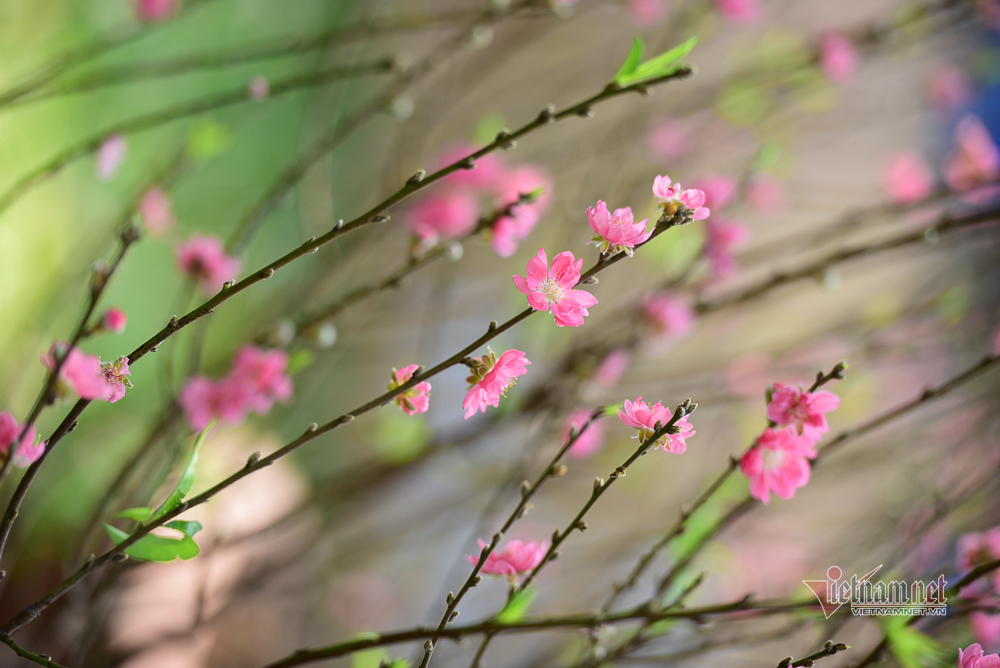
(149, 422), (213, 522)
(616, 37), (697, 87)
(104, 523), (200, 562)
(165, 520), (203, 538)
(496, 586), (537, 623)
(880, 616), (948, 668)
(115, 507), (153, 523)
(614, 37), (644, 84)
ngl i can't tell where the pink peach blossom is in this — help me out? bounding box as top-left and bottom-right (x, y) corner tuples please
(618, 396), (695, 454)
(102, 307), (127, 333)
(176, 234), (241, 295)
(628, 0), (667, 26)
(139, 186), (174, 234)
(0, 412), (39, 468)
(767, 383), (840, 442)
(970, 615), (1000, 653)
(704, 218), (750, 277)
(652, 175), (710, 221)
(716, 0), (762, 23)
(513, 249), (598, 327)
(439, 144), (508, 191)
(647, 118), (689, 161)
(740, 427), (816, 505)
(179, 377), (244, 431)
(41, 342), (113, 401)
(564, 409), (605, 459)
(134, 0), (179, 22)
(820, 33), (858, 85)
(389, 364), (431, 415)
(462, 349), (530, 419)
(927, 66), (973, 112)
(96, 135), (127, 180)
(945, 115), (1000, 193)
(491, 165), (552, 257)
(882, 152), (935, 204)
(593, 348), (630, 387)
(587, 200), (653, 257)
(102, 356), (133, 403)
(466, 538), (548, 579)
(745, 174), (786, 212)
(229, 345), (293, 414)
(642, 293), (695, 341)
(956, 527), (1000, 595)
(249, 76), (270, 100)
(993, 326), (1000, 355)
(692, 174), (737, 210)
(959, 644), (1000, 668)
(406, 192), (480, 247)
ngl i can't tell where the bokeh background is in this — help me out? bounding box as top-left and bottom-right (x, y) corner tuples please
(0, 0), (998, 666)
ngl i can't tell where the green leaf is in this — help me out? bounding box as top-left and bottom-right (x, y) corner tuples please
(286, 349), (316, 375)
(880, 616), (948, 668)
(104, 523), (200, 562)
(616, 37), (697, 87)
(165, 520), (203, 538)
(150, 423), (213, 522)
(496, 586), (537, 624)
(187, 120), (231, 160)
(473, 114), (507, 145)
(614, 37), (644, 84)
(115, 507), (152, 522)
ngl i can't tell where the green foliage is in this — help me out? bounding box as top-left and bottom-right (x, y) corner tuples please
(880, 616), (949, 668)
(371, 410), (429, 464)
(474, 114), (508, 145)
(287, 348), (317, 375)
(496, 586), (537, 623)
(614, 37), (697, 87)
(187, 120), (232, 160)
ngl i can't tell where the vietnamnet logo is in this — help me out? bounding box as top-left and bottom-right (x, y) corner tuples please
(802, 565), (948, 618)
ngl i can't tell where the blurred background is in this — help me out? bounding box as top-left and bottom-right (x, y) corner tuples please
(0, 0), (998, 666)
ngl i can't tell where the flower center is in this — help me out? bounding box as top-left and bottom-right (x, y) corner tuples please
(760, 447), (785, 471)
(539, 277), (566, 303)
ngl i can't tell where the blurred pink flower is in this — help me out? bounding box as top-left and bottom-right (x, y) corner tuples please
(971, 616), (1000, 654)
(647, 117), (689, 161)
(491, 165), (552, 257)
(389, 364), (431, 415)
(139, 186), (174, 234)
(179, 346), (292, 431)
(820, 33), (857, 84)
(704, 218), (750, 277)
(462, 349), (530, 419)
(618, 396), (695, 454)
(767, 383), (840, 442)
(593, 348), (630, 387)
(628, 0), (667, 26)
(564, 409), (605, 459)
(945, 115), (1000, 193)
(692, 174), (737, 210)
(102, 356), (133, 403)
(134, 0), (179, 22)
(653, 175), (710, 220)
(959, 644), (1000, 668)
(466, 538), (548, 580)
(0, 412), (39, 468)
(513, 249), (598, 327)
(745, 174), (785, 212)
(927, 66), (973, 112)
(406, 192), (480, 247)
(41, 342), (113, 400)
(439, 144), (508, 191)
(725, 351), (771, 397)
(882, 152), (934, 204)
(993, 326), (1000, 355)
(587, 200), (653, 257)
(642, 293), (695, 341)
(96, 135), (127, 180)
(176, 234), (242, 295)
(740, 426), (816, 505)
(249, 76), (269, 100)
(716, 0), (762, 23)
(102, 307), (128, 333)
(956, 527), (1000, 594)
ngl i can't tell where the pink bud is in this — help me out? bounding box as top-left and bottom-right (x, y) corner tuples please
(102, 307), (127, 334)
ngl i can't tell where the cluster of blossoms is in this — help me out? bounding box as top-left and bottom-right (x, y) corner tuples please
(405, 146), (552, 257)
(959, 644), (1000, 668)
(40, 342), (132, 403)
(462, 349), (530, 419)
(0, 412), (43, 468)
(176, 234), (242, 295)
(618, 396), (695, 454)
(652, 175), (710, 221)
(465, 538), (548, 582)
(179, 345), (292, 430)
(389, 365), (431, 416)
(740, 382), (841, 504)
(956, 526), (1000, 649)
(586, 201), (652, 257)
(642, 293), (696, 345)
(690, 174), (750, 278)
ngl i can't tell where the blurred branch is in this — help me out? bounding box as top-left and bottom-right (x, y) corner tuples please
(0, 58), (394, 219)
(776, 640), (851, 668)
(0, 633), (68, 668)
